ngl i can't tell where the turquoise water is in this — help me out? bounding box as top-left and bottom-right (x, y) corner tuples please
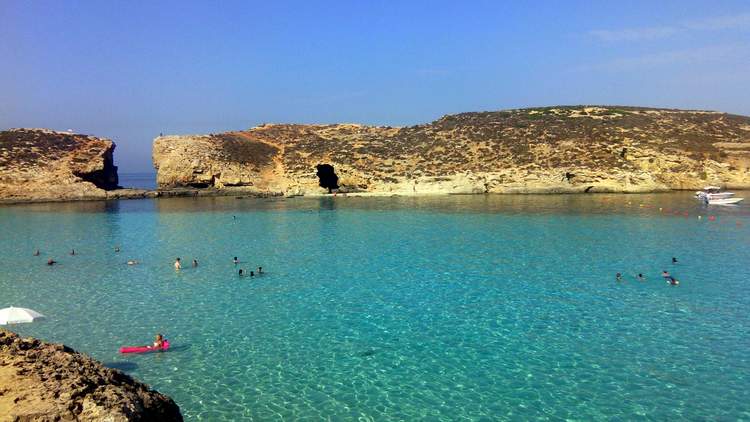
(1, 194), (749, 420)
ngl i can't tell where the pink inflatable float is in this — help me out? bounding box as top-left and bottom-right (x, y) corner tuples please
(119, 340), (170, 354)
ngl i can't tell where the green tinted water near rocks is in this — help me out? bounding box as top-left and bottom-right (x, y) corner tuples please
(2, 193), (749, 420)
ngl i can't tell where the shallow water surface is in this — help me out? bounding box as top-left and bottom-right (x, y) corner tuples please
(2, 194), (749, 420)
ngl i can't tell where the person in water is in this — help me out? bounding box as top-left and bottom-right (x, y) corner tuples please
(174, 258), (182, 270)
(258, 266), (263, 274)
(192, 259), (198, 267)
(114, 246), (120, 253)
(47, 258), (57, 266)
(667, 276), (680, 286)
(33, 249), (40, 256)
(661, 270), (670, 279)
(616, 272), (623, 281)
(637, 273), (645, 281)
(70, 249), (75, 256)
(250, 270), (254, 277)
(151, 333), (164, 349)
(127, 260), (138, 265)
(233, 257), (239, 265)
(672, 257), (678, 264)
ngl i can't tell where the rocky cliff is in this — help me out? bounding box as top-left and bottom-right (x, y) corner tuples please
(153, 106), (750, 195)
(0, 129), (120, 201)
(0, 329), (182, 421)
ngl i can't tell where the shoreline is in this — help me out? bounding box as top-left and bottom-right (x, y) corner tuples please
(0, 185), (739, 206)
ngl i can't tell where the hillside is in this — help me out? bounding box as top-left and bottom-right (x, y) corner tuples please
(0, 129), (120, 201)
(152, 106), (750, 195)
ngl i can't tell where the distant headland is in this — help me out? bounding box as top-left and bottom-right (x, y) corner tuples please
(2, 106), (750, 203)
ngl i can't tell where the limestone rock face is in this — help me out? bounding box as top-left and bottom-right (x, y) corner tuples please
(152, 107), (750, 195)
(0, 128), (119, 201)
(0, 329), (182, 421)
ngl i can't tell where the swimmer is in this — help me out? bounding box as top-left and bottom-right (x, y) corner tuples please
(672, 257), (678, 264)
(637, 273), (645, 281)
(192, 259), (198, 267)
(70, 249), (76, 256)
(151, 333), (164, 349)
(616, 272), (622, 281)
(258, 266), (263, 274)
(667, 276), (680, 286)
(233, 257), (239, 265)
(127, 260), (138, 265)
(114, 246), (120, 253)
(174, 258), (182, 270)
(33, 249), (40, 256)
(239, 269), (244, 276)
(46, 258), (57, 266)
(661, 270), (670, 279)
(250, 270), (255, 277)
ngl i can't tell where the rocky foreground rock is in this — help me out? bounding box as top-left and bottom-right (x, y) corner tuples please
(0, 329), (182, 421)
(0, 129), (123, 202)
(153, 106), (750, 195)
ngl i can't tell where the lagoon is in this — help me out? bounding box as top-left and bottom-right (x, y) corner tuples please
(1, 194), (749, 420)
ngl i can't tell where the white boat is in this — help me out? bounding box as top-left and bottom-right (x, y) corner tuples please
(695, 186), (744, 205)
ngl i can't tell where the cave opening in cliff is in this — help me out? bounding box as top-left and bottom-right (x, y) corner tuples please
(316, 164), (339, 193)
(73, 150), (119, 190)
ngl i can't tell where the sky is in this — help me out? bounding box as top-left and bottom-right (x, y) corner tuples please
(2, 1), (749, 172)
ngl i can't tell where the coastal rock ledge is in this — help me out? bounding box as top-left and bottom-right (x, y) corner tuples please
(153, 106), (750, 195)
(0, 329), (182, 421)
(0, 129), (120, 202)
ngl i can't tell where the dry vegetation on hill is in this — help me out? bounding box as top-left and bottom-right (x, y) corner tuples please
(153, 106), (750, 195)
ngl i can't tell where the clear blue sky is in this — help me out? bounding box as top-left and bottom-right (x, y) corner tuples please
(2, 1), (749, 172)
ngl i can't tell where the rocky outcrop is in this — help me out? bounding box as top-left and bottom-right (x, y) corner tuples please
(0, 129), (120, 202)
(0, 329), (182, 421)
(153, 106), (750, 195)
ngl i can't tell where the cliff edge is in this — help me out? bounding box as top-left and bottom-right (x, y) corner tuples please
(153, 106), (750, 195)
(0, 329), (182, 421)
(0, 129), (119, 201)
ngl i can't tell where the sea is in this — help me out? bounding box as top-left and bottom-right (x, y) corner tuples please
(1, 193), (749, 420)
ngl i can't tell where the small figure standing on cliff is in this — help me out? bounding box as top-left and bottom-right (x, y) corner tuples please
(174, 258), (181, 270)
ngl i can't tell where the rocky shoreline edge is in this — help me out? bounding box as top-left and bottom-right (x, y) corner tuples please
(0, 329), (182, 421)
(0, 186), (691, 205)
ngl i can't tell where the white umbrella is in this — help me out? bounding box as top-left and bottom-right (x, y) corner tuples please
(0, 307), (46, 325)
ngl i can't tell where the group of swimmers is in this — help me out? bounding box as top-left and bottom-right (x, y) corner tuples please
(173, 257), (199, 270)
(172, 256), (264, 278)
(616, 257), (680, 285)
(235, 257), (263, 277)
(35, 248), (77, 266)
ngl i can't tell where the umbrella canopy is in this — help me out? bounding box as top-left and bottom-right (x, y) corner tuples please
(0, 307), (46, 325)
